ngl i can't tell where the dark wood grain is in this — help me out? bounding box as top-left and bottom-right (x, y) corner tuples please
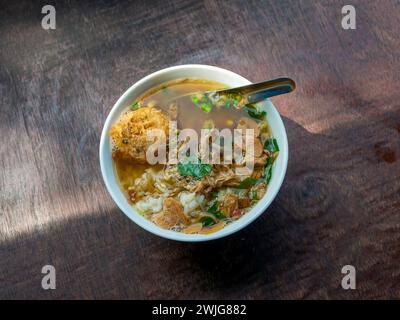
(1, 0), (399, 299)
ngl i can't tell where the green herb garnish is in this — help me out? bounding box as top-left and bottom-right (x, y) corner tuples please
(264, 157), (274, 184)
(207, 201), (226, 219)
(177, 157), (213, 180)
(264, 138), (279, 153)
(223, 93), (242, 109)
(200, 103), (212, 113)
(191, 95), (200, 104)
(243, 104), (266, 120)
(130, 101), (141, 110)
(251, 189), (259, 200)
(225, 99), (233, 109)
(238, 177), (259, 189)
(201, 217), (216, 227)
(122, 138), (129, 144)
(191, 94), (214, 113)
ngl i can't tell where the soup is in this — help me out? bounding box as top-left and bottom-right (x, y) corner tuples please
(110, 78), (279, 234)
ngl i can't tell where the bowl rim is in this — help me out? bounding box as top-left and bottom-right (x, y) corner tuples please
(99, 64), (288, 242)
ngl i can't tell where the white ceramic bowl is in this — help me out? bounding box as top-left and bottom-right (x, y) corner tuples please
(99, 64), (288, 242)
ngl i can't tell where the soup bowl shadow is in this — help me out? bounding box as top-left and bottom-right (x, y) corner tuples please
(99, 64), (289, 242)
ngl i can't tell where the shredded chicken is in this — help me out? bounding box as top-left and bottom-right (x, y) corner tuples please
(163, 165), (200, 193)
(238, 198), (251, 208)
(252, 183), (267, 200)
(253, 138), (264, 157)
(192, 165), (241, 193)
(254, 153), (269, 167)
(251, 166), (264, 179)
(221, 193), (239, 217)
(151, 197), (189, 229)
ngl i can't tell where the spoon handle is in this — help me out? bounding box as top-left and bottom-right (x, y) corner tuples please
(218, 77), (296, 104)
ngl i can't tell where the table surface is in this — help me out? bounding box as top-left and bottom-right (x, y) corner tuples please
(1, 0), (399, 299)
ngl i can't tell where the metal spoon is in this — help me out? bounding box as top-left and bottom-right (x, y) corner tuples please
(207, 77), (296, 106)
(167, 77), (296, 112)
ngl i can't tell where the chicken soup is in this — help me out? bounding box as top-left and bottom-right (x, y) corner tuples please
(110, 78), (279, 234)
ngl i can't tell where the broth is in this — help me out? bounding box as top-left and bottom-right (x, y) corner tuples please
(139, 78), (262, 133)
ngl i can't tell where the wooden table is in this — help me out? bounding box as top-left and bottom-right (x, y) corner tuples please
(1, 0), (399, 299)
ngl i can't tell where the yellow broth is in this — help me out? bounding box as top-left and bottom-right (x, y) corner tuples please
(140, 78), (263, 133)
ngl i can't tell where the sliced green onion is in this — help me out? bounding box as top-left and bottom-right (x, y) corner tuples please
(207, 201), (226, 219)
(201, 217), (216, 227)
(201, 103), (212, 113)
(264, 157), (274, 184)
(251, 189), (259, 200)
(191, 95), (199, 104)
(238, 177), (259, 189)
(130, 101), (141, 110)
(264, 138), (280, 153)
(243, 104), (266, 120)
